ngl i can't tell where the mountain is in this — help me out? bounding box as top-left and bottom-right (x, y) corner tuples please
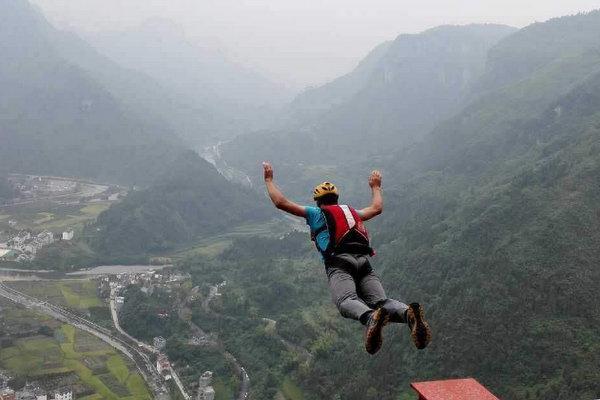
(310, 11), (600, 399)
(86, 151), (271, 257)
(288, 40), (393, 122)
(86, 19), (293, 145)
(0, 0), (188, 185)
(371, 66), (600, 400)
(385, 11), (600, 179)
(219, 24), (517, 193)
(290, 24), (516, 147)
(0, 0), (272, 262)
(49, 29), (222, 153)
(179, 12), (600, 400)
(4, 2), (600, 397)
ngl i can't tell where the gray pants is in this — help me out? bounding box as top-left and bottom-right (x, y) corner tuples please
(325, 254), (408, 323)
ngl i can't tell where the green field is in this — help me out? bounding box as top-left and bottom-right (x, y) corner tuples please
(0, 301), (151, 399)
(281, 377), (305, 400)
(0, 201), (111, 233)
(7, 280), (113, 328)
(175, 218), (298, 259)
(38, 203), (112, 232)
(10, 280), (102, 310)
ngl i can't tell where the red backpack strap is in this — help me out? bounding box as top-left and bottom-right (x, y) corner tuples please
(321, 205), (348, 245)
(348, 206), (369, 240)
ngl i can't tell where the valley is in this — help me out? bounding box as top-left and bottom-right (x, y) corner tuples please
(2, 0), (600, 399)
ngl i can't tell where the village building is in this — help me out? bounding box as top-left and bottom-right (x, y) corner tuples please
(197, 371), (215, 400)
(114, 297), (125, 310)
(156, 355), (172, 381)
(153, 336), (166, 351)
(51, 388), (72, 400)
(61, 231), (74, 241)
(0, 249), (14, 260)
(197, 387), (215, 400)
(33, 388), (46, 400)
(0, 388), (15, 400)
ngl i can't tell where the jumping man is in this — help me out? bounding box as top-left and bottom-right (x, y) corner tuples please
(262, 162), (431, 354)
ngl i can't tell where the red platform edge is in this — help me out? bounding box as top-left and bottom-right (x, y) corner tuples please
(411, 378), (500, 400)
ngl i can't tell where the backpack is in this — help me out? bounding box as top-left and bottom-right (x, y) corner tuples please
(312, 205), (374, 257)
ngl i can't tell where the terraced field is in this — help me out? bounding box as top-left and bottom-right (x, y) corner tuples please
(8, 279), (114, 329)
(0, 299), (151, 399)
(175, 218), (299, 259)
(10, 280), (101, 309)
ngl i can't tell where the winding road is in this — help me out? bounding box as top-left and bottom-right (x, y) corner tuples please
(110, 288), (191, 400)
(181, 287), (250, 400)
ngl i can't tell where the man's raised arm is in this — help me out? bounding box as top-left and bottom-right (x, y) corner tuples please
(358, 170), (383, 221)
(263, 162), (306, 218)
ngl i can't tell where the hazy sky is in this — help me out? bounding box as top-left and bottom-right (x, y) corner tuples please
(31, 0), (600, 89)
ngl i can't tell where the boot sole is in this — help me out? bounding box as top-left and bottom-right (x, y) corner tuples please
(409, 303), (431, 350)
(365, 308), (389, 355)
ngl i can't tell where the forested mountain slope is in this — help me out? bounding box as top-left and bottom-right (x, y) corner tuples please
(187, 69), (600, 400)
(87, 152), (271, 256)
(360, 15), (600, 397)
(182, 12), (600, 400)
(387, 11), (600, 179)
(1, 0), (272, 263)
(370, 67), (600, 400)
(474, 11), (600, 96)
(329, 11), (600, 399)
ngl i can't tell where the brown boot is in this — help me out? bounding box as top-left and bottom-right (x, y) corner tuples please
(363, 308), (389, 354)
(406, 303), (432, 349)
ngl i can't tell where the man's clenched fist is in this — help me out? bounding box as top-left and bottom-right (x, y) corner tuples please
(368, 170), (382, 188)
(263, 161), (274, 182)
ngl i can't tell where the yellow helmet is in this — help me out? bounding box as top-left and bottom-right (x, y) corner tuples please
(313, 181), (339, 200)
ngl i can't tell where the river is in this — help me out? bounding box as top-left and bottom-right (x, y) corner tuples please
(0, 267), (64, 281)
(0, 264), (171, 281)
(200, 141), (253, 187)
(66, 264), (172, 276)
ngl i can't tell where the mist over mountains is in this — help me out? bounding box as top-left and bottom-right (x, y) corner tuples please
(219, 24), (516, 194)
(0, 0), (182, 184)
(86, 18), (292, 145)
(290, 24), (516, 147)
(0, 0), (270, 258)
(0, 0), (289, 186)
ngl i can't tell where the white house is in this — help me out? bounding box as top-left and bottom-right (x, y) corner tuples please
(198, 371), (213, 389)
(197, 371), (214, 400)
(52, 388), (72, 400)
(197, 387), (214, 400)
(156, 355), (172, 381)
(61, 231), (74, 241)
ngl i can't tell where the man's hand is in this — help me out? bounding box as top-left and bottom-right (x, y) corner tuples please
(359, 170), (383, 221)
(262, 161), (306, 218)
(368, 170), (382, 189)
(263, 161), (273, 182)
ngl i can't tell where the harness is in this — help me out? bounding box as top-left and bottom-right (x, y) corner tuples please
(311, 205), (374, 257)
